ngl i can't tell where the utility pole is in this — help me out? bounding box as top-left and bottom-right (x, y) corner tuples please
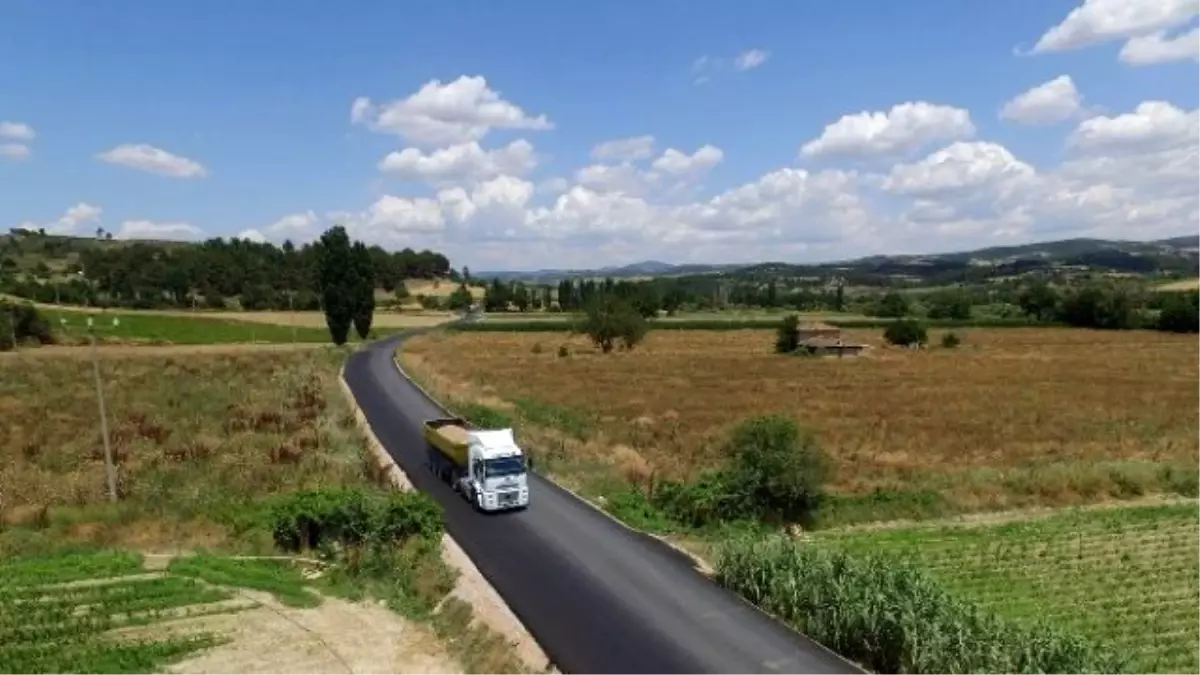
(87, 315), (119, 502)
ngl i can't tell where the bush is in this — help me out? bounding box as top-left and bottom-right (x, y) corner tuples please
(774, 314), (800, 353)
(1156, 291), (1198, 333)
(940, 331), (962, 349)
(556, 345), (569, 358)
(1058, 284), (1137, 330)
(0, 301), (54, 351)
(458, 403), (512, 429)
(645, 416), (829, 528)
(530, 342), (543, 354)
(883, 318), (927, 347)
(268, 488), (444, 558)
(926, 290), (972, 320)
(874, 291), (910, 318)
(576, 294), (647, 353)
(716, 538), (1124, 674)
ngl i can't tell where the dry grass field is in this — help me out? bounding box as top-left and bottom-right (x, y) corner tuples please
(0, 348), (373, 550)
(1155, 278), (1200, 292)
(402, 327), (1199, 515)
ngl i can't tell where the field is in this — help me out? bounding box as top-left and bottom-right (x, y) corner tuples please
(401, 327), (1199, 519)
(0, 348), (375, 550)
(1155, 278), (1200, 292)
(807, 503), (1200, 673)
(0, 346), (523, 673)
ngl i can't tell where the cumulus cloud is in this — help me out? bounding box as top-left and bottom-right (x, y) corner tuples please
(1000, 75), (1084, 125)
(0, 121), (35, 142)
(378, 139), (536, 182)
(350, 75), (552, 147)
(0, 143), (30, 160)
(1119, 26), (1200, 65)
(800, 102), (976, 159)
(95, 144), (207, 178)
(116, 220), (204, 241)
(16, 203), (104, 236)
(1029, 0), (1198, 53)
(590, 135), (656, 162)
(884, 142), (1037, 197)
(652, 145), (724, 175)
(576, 162), (658, 196)
(1067, 101), (1199, 153)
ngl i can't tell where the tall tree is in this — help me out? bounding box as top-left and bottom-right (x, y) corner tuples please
(352, 241), (376, 340)
(317, 226), (355, 345)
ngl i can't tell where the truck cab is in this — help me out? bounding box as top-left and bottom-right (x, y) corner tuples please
(464, 429), (530, 511)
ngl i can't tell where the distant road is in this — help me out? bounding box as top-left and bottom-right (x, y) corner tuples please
(343, 331), (862, 674)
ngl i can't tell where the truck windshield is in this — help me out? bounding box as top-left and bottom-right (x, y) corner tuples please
(484, 456), (525, 478)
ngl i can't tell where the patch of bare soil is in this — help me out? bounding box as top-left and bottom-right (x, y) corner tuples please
(151, 589), (461, 675)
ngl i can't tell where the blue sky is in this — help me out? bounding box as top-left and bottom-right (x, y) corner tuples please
(2, 0), (1197, 270)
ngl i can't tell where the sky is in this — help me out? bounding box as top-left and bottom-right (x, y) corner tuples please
(1, 0), (1198, 271)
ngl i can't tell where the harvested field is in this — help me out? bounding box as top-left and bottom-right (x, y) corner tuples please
(402, 328), (1199, 517)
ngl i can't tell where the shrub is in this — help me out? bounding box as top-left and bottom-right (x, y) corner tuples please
(874, 291), (910, 318)
(1058, 284), (1137, 330)
(940, 331), (962, 349)
(721, 416), (828, 526)
(1156, 291), (1198, 333)
(774, 314), (800, 354)
(459, 403), (512, 429)
(556, 344), (569, 358)
(925, 289), (972, 320)
(531, 342), (544, 354)
(883, 318), (928, 347)
(268, 488), (444, 559)
(0, 301), (54, 351)
(716, 537), (1125, 674)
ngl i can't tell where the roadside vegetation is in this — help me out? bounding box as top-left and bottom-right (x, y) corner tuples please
(0, 347), (526, 673)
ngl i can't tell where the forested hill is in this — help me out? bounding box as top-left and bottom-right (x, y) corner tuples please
(0, 229), (451, 310)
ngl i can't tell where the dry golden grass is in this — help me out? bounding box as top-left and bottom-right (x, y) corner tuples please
(0, 348), (378, 551)
(404, 278), (484, 300)
(403, 328), (1199, 510)
(26, 301), (456, 329)
(1156, 278), (1200, 292)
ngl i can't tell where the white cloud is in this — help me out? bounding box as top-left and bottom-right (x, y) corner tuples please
(0, 143), (30, 160)
(652, 145), (724, 175)
(1119, 26), (1200, 64)
(237, 229), (268, 243)
(536, 176), (570, 195)
(591, 135), (656, 162)
(16, 203), (104, 236)
(1029, 0), (1199, 53)
(95, 144), (207, 178)
(999, 75), (1084, 125)
(0, 121), (35, 142)
(1067, 101), (1199, 153)
(734, 49), (770, 71)
(350, 75), (552, 147)
(116, 220), (204, 241)
(378, 139), (536, 182)
(576, 162), (657, 195)
(884, 142), (1037, 196)
(800, 102), (976, 159)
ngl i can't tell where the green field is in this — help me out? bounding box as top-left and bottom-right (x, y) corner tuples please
(46, 311), (342, 345)
(810, 504), (1199, 673)
(0, 550), (234, 673)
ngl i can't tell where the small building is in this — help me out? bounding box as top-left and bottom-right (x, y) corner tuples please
(797, 335), (868, 358)
(796, 321), (841, 342)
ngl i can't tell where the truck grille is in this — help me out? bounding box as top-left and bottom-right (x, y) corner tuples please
(498, 490), (519, 506)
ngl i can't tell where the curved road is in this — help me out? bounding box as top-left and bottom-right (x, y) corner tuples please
(343, 331), (861, 675)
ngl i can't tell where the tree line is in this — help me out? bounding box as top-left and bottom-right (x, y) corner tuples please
(0, 231), (450, 311)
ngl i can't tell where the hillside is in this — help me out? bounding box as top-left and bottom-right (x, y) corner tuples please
(477, 234), (1199, 286)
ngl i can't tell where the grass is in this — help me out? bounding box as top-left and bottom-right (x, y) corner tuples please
(0, 347), (376, 553)
(401, 327), (1198, 519)
(168, 554), (321, 608)
(806, 503), (1200, 673)
(0, 346), (527, 673)
(454, 314), (1040, 332)
(1154, 278), (1200, 292)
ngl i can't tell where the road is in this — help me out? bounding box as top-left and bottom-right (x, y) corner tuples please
(342, 331), (862, 675)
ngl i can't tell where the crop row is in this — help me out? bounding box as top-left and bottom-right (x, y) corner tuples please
(0, 551), (145, 588)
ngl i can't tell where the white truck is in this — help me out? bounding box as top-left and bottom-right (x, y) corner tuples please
(423, 416), (530, 512)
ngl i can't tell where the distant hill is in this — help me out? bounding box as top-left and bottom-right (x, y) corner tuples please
(474, 234), (1199, 284)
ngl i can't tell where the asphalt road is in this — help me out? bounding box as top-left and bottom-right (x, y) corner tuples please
(343, 331), (861, 675)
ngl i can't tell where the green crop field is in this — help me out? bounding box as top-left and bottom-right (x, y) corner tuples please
(810, 504), (1200, 673)
(0, 550), (237, 673)
(47, 310), (339, 345)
